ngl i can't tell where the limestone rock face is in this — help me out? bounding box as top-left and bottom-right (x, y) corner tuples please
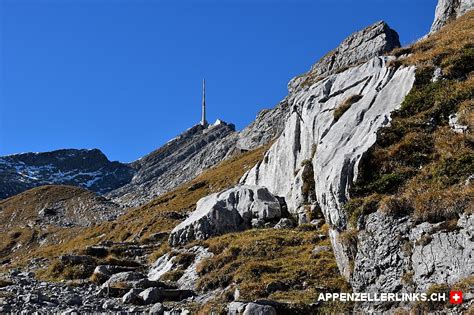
(351, 213), (474, 312)
(107, 122), (238, 207)
(236, 99), (291, 151)
(410, 214), (474, 291)
(351, 213), (412, 296)
(288, 21), (400, 94)
(237, 22), (400, 152)
(430, 0), (474, 33)
(169, 185), (282, 246)
(0, 149), (134, 200)
(242, 57), (415, 229)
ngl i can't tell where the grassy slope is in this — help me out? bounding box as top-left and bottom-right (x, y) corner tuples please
(0, 185), (114, 227)
(346, 12), (474, 228)
(0, 145), (269, 270)
(193, 225), (351, 313)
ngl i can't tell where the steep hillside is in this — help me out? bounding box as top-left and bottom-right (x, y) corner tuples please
(348, 11), (474, 311)
(240, 7), (473, 314)
(107, 121), (238, 207)
(0, 149), (134, 199)
(0, 185), (121, 229)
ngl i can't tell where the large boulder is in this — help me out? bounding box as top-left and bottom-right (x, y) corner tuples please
(169, 185), (282, 246)
(101, 271), (145, 290)
(430, 0), (473, 33)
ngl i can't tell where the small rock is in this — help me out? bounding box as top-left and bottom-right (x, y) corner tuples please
(312, 245), (331, 256)
(309, 219), (324, 228)
(84, 246), (109, 257)
(431, 67), (443, 82)
(65, 294), (82, 306)
(102, 299), (116, 310)
(251, 218), (265, 228)
(149, 302), (165, 315)
(122, 288), (143, 305)
(139, 287), (162, 305)
(265, 280), (287, 293)
(93, 265), (136, 283)
(273, 218), (294, 229)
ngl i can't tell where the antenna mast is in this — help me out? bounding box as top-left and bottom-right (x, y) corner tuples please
(201, 78), (208, 126)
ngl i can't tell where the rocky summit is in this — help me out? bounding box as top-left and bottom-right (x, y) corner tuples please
(1, 0), (473, 314)
(107, 120), (238, 207)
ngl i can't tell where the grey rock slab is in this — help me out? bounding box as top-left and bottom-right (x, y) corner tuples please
(242, 57), (416, 230)
(101, 271), (145, 289)
(288, 21), (400, 94)
(169, 185), (282, 246)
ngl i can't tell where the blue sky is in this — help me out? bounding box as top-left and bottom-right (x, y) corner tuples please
(1, 0), (437, 162)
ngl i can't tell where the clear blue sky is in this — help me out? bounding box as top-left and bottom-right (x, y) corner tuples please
(1, 0), (437, 162)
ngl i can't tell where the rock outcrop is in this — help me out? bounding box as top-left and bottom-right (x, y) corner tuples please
(430, 0), (474, 33)
(242, 58), (415, 227)
(148, 246), (213, 291)
(239, 21), (416, 288)
(351, 213), (474, 312)
(236, 99), (291, 151)
(107, 121), (238, 207)
(287, 21), (400, 94)
(0, 149), (134, 200)
(236, 21), (400, 152)
(169, 185), (282, 246)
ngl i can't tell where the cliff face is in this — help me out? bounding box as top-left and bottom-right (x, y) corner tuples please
(430, 0), (473, 33)
(107, 121), (238, 207)
(0, 149), (134, 200)
(235, 21), (400, 152)
(241, 22), (411, 227)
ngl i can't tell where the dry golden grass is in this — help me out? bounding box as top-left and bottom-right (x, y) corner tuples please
(401, 12), (474, 69)
(333, 94), (363, 121)
(351, 14), (474, 224)
(0, 185), (110, 228)
(0, 145), (269, 273)
(194, 227), (350, 308)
